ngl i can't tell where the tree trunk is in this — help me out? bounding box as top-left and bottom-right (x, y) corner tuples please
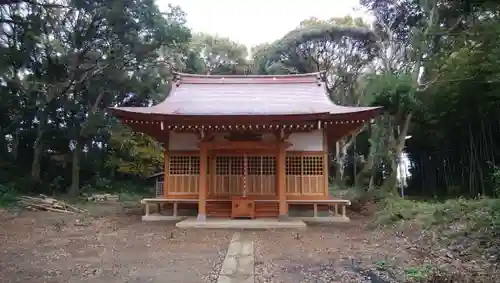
(381, 112), (412, 192)
(334, 140), (347, 188)
(31, 113), (46, 183)
(12, 127), (20, 161)
(0, 125), (4, 154)
(68, 90), (104, 197)
(355, 123), (376, 189)
(68, 140), (82, 198)
(31, 137), (42, 183)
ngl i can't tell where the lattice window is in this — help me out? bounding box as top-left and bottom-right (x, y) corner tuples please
(302, 156), (323, 175)
(155, 182), (164, 198)
(230, 156), (244, 175)
(169, 156), (200, 175)
(286, 156), (302, 175)
(215, 156), (230, 175)
(262, 156), (276, 175)
(215, 155), (276, 175)
(247, 156), (261, 175)
(285, 155), (323, 175)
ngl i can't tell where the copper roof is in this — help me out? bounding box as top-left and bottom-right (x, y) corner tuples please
(110, 72), (381, 120)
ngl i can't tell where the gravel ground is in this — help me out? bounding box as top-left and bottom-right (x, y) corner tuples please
(0, 205), (231, 283)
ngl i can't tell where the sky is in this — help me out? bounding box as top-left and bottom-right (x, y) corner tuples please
(156, 0), (370, 48)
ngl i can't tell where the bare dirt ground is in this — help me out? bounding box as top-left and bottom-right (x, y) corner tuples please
(253, 219), (417, 283)
(1, 204), (497, 283)
(252, 217), (499, 283)
(0, 203), (232, 283)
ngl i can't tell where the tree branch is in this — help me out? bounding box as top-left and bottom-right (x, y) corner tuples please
(0, 0), (69, 9)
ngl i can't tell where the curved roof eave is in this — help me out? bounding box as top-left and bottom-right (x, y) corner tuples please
(109, 72), (384, 122)
(108, 105), (383, 123)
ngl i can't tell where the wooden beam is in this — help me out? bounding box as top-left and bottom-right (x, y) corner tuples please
(201, 140), (292, 150)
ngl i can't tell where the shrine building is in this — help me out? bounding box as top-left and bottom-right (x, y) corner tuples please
(109, 72), (382, 223)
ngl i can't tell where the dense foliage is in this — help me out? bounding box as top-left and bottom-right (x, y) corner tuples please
(1, 0), (500, 203)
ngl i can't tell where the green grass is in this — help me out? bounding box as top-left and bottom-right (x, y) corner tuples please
(374, 196), (500, 229)
(0, 183), (20, 207)
(118, 191), (145, 202)
(372, 196), (500, 282)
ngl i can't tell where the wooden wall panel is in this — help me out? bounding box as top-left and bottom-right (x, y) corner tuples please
(166, 153), (200, 195)
(164, 151), (327, 198)
(167, 175), (199, 194)
(169, 130), (325, 152)
(287, 130), (324, 151)
(285, 152), (327, 197)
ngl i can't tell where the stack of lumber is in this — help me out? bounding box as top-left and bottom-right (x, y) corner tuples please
(19, 194), (86, 214)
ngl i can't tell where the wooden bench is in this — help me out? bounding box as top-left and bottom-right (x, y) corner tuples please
(286, 199), (351, 218)
(248, 199), (351, 219)
(140, 198), (351, 219)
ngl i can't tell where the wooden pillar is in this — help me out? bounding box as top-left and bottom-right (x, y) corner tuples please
(163, 132), (170, 199)
(323, 129), (329, 197)
(163, 150), (168, 198)
(277, 143), (287, 219)
(197, 144), (208, 221)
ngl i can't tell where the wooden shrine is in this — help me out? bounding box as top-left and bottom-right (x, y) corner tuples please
(110, 72), (382, 221)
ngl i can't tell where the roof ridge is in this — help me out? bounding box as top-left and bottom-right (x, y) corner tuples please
(173, 72), (325, 85)
(172, 71), (324, 79)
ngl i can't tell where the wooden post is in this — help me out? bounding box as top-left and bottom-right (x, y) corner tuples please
(277, 143), (287, 220)
(163, 132), (170, 198)
(197, 144), (208, 221)
(163, 151), (168, 198)
(323, 129), (329, 197)
(210, 153), (216, 197)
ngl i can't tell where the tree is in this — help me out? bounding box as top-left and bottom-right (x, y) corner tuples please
(264, 16), (378, 188)
(361, 0), (500, 196)
(186, 33), (249, 75)
(0, 0), (191, 196)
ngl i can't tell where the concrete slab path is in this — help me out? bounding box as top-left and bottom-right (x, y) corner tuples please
(176, 218), (306, 229)
(217, 232), (254, 283)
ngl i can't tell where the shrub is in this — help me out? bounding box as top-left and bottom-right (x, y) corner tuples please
(0, 183), (19, 207)
(375, 196), (500, 229)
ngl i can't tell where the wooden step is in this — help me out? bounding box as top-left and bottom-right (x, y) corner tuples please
(206, 200), (281, 218)
(255, 202), (278, 217)
(207, 201), (231, 217)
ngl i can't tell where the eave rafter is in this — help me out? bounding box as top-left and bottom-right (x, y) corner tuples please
(120, 118), (369, 133)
